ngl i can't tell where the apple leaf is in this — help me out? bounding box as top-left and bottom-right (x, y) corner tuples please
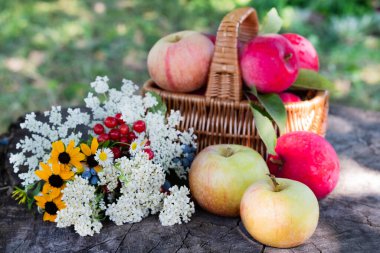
(249, 101), (271, 119)
(147, 91), (167, 115)
(250, 87), (287, 135)
(292, 69), (335, 91)
(260, 8), (283, 34)
(250, 107), (277, 155)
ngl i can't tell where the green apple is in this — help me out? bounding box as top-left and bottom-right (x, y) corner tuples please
(240, 176), (319, 248)
(189, 145), (269, 217)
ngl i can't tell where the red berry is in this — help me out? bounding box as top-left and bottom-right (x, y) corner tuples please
(111, 147), (122, 159)
(115, 113), (125, 124)
(104, 116), (118, 128)
(127, 132), (137, 142)
(109, 129), (121, 141)
(98, 133), (110, 143)
(119, 136), (129, 146)
(119, 124), (130, 135)
(144, 148), (154, 160)
(145, 140), (151, 147)
(93, 123), (105, 135)
(133, 120), (146, 133)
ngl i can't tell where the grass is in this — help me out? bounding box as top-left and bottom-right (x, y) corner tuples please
(0, 0), (379, 133)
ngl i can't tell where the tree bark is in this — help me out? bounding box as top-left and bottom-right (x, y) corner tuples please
(1, 104), (380, 253)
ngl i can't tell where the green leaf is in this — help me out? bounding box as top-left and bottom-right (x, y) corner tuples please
(27, 181), (43, 210)
(87, 135), (94, 146)
(248, 101), (271, 118)
(250, 87), (287, 135)
(102, 140), (111, 148)
(12, 186), (27, 204)
(250, 107), (277, 155)
(260, 8), (283, 34)
(31, 181), (43, 196)
(292, 69), (335, 91)
(27, 197), (34, 210)
(147, 91), (167, 115)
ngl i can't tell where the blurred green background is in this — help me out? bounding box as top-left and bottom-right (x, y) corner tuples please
(0, 0), (380, 133)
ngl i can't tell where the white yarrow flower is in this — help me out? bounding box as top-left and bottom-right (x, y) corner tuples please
(56, 176), (102, 236)
(10, 107), (91, 186)
(90, 76), (109, 94)
(98, 164), (119, 192)
(159, 185), (195, 226)
(106, 153), (165, 225)
(143, 92), (158, 109)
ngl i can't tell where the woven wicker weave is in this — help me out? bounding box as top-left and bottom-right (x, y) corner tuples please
(142, 7), (329, 156)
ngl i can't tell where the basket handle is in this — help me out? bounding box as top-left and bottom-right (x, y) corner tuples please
(205, 7), (259, 102)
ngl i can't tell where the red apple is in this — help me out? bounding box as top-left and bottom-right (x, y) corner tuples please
(279, 92), (301, 103)
(240, 34), (299, 93)
(189, 145), (269, 217)
(267, 131), (340, 199)
(282, 33), (319, 71)
(237, 41), (246, 61)
(203, 33), (216, 44)
(147, 31), (214, 93)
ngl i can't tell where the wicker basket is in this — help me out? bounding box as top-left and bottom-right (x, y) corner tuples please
(142, 7), (329, 156)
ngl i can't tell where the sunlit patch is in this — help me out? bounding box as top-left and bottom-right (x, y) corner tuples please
(94, 2), (106, 14)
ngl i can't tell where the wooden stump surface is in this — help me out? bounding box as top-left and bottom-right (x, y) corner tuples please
(1, 104), (380, 253)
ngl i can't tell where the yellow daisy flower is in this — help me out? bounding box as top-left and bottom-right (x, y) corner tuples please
(35, 162), (74, 196)
(80, 138), (102, 172)
(34, 191), (65, 222)
(48, 140), (85, 171)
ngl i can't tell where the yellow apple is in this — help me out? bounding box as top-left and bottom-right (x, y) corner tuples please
(189, 145), (269, 217)
(240, 176), (319, 248)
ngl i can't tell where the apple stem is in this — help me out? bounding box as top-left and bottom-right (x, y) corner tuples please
(222, 147), (235, 158)
(284, 53), (293, 62)
(269, 156), (283, 166)
(169, 35), (181, 43)
(267, 173), (280, 192)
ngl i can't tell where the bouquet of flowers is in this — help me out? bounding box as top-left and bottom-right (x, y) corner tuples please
(10, 76), (197, 236)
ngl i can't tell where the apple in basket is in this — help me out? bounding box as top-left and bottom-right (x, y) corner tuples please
(279, 92), (301, 103)
(203, 33), (216, 44)
(189, 145), (269, 217)
(267, 131), (340, 199)
(282, 33), (319, 72)
(147, 31), (214, 93)
(240, 176), (319, 248)
(240, 34), (299, 93)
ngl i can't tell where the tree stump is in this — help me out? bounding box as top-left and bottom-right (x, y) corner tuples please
(1, 104), (380, 253)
